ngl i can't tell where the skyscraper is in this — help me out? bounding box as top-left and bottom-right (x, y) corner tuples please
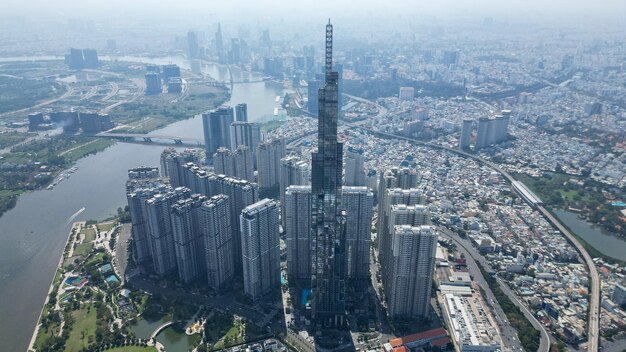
(344, 147), (365, 186)
(230, 121), (261, 154)
(145, 72), (162, 94)
(307, 77), (323, 116)
(285, 185), (373, 284)
(199, 194), (234, 290)
(187, 31), (199, 59)
(215, 23), (225, 64)
(203, 107), (234, 157)
(310, 21), (346, 328)
(160, 148), (203, 187)
(235, 103), (248, 122)
(240, 199), (281, 301)
(257, 138), (286, 191)
(459, 119), (472, 149)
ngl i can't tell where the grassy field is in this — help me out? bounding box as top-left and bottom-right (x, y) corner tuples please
(97, 222), (115, 232)
(82, 227), (97, 242)
(74, 243), (94, 258)
(65, 305), (97, 351)
(260, 119), (287, 132)
(0, 131), (34, 149)
(0, 76), (66, 114)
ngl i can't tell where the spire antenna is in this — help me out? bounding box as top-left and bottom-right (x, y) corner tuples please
(325, 20), (333, 78)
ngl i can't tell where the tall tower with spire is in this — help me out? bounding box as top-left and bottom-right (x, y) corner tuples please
(215, 23), (225, 64)
(310, 20), (346, 329)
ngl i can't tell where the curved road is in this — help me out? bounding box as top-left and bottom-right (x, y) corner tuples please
(342, 97), (600, 352)
(439, 227), (550, 352)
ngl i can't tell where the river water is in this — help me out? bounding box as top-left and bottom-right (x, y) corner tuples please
(553, 210), (626, 261)
(0, 55), (283, 352)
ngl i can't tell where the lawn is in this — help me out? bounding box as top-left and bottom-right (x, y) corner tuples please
(104, 347), (158, 352)
(60, 138), (115, 163)
(65, 305), (97, 351)
(97, 222), (116, 233)
(82, 227), (97, 242)
(74, 243), (94, 258)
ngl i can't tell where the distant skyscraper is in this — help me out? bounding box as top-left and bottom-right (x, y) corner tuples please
(171, 194), (207, 283)
(257, 138), (286, 191)
(203, 107), (234, 156)
(215, 23), (225, 63)
(307, 78), (323, 116)
(235, 103), (248, 122)
(240, 199), (281, 300)
(69, 48), (84, 69)
(230, 121), (261, 154)
(310, 21), (346, 328)
(187, 31), (199, 59)
(344, 147), (365, 186)
(199, 194), (234, 289)
(475, 117), (490, 149)
(387, 225), (437, 318)
(162, 64), (181, 81)
(399, 87), (415, 101)
(82, 49), (99, 68)
(145, 72), (162, 94)
(459, 119), (472, 149)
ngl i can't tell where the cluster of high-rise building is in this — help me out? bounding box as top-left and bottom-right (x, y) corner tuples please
(66, 48), (99, 69)
(127, 152), (280, 300)
(459, 110), (512, 150)
(144, 64), (183, 95)
(126, 21), (439, 333)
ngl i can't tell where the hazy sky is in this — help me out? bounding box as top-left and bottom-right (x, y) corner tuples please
(2, 0), (626, 25)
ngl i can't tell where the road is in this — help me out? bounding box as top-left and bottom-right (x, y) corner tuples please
(438, 227), (549, 352)
(342, 101), (600, 351)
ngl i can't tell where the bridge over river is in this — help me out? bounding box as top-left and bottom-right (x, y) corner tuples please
(96, 132), (204, 147)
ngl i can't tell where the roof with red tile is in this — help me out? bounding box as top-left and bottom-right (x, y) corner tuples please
(389, 328), (448, 347)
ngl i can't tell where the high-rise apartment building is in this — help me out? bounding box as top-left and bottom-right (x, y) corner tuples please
(399, 87), (415, 101)
(240, 199), (281, 300)
(145, 187), (191, 275)
(459, 119), (472, 149)
(232, 145), (255, 183)
(160, 148), (203, 187)
(342, 187), (373, 281)
(230, 121), (261, 155)
(203, 107), (234, 156)
(279, 155), (310, 227)
(257, 138), (286, 191)
(344, 147), (365, 186)
(235, 103), (248, 122)
(475, 117), (490, 149)
(213, 147), (234, 176)
(199, 194), (234, 290)
(171, 194), (206, 283)
(284, 186), (314, 281)
(387, 225), (437, 318)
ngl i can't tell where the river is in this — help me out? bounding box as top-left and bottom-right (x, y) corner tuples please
(553, 209), (626, 261)
(0, 55), (284, 352)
